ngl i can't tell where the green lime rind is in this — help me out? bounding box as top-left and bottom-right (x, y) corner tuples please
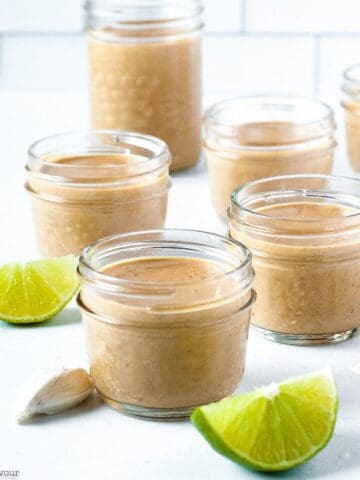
(0, 256), (80, 324)
(191, 369), (338, 472)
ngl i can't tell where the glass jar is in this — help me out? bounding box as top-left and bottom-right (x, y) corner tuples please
(342, 63), (360, 171)
(203, 96), (336, 220)
(229, 174), (360, 346)
(85, 0), (203, 172)
(25, 131), (171, 257)
(77, 229), (255, 419)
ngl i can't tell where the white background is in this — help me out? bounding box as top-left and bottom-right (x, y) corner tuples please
(0, 0), (360, 96)
(0, 92), (359, 480)
(1, 1), (360, 479)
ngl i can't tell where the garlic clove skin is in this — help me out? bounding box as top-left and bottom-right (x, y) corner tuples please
(14, 368), (94, 424)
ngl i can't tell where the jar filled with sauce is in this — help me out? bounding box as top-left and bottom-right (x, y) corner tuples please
(342, 63), (360, 171)
(229, 174), (360, 345)
(203, 96), (336, 220)
(85, 0), (203, 171)
(78, 229), (255, 419)
(26, 131), (171, 256)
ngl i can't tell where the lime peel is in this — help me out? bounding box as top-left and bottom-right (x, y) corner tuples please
(191, 368), (338, 472)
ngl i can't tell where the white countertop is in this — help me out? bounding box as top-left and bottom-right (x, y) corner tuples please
(1, 92), (359, 480)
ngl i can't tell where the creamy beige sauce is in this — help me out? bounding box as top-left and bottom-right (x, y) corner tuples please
(80, 256), (253, 411)
(343, 102), (360, 172)
(27, 153), (169, 257)
(104, 256), (230, 283)
(258, 201), (352, 218)
(39, 153), (149, 182)
(205, 121), (334, 220)
(231, 201), (360, 336)
(54, 154), (136, 167)
(88, 32), (202, 171)
(254, 201), (359, 235)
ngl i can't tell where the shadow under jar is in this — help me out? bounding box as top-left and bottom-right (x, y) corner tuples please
(86, 0), (203, 172)
(203, 96), (336, 220)
(229, 174), (360, 346)
(25, 131), (171, 257)
(342, 63), (360, 172)
(77, 229), (255, 419)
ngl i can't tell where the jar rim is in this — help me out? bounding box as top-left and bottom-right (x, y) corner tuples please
(342, 63), (360, 98)
(230, 174), (360, 235)
(344, 63), (360, 82)
(27, 130), (171, 187)
(85, 0), (204, 23)
(204, 94), (334, 131)
(78, 229), (253, 292)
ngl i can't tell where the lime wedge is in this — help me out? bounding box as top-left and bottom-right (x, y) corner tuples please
(191, 369), (338, 472)
(0, 256), (79, 324)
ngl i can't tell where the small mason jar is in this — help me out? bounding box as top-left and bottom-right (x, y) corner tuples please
(77, 229), (255, 419)
(25, 131), (171, 257)
(229, 174), (360, 346)
(85, 0), (203, 172)
(342, 63), (360, 171)
(203, 96), (336, 220)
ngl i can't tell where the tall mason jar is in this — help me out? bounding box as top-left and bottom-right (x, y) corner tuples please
(203, 96), (336, 220)
(342, 63), (360, 171)
(229, 174), (360, 346)
(85, 0), (203, 172)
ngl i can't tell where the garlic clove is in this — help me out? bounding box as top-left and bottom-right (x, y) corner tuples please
(14, 368), (94, 424)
